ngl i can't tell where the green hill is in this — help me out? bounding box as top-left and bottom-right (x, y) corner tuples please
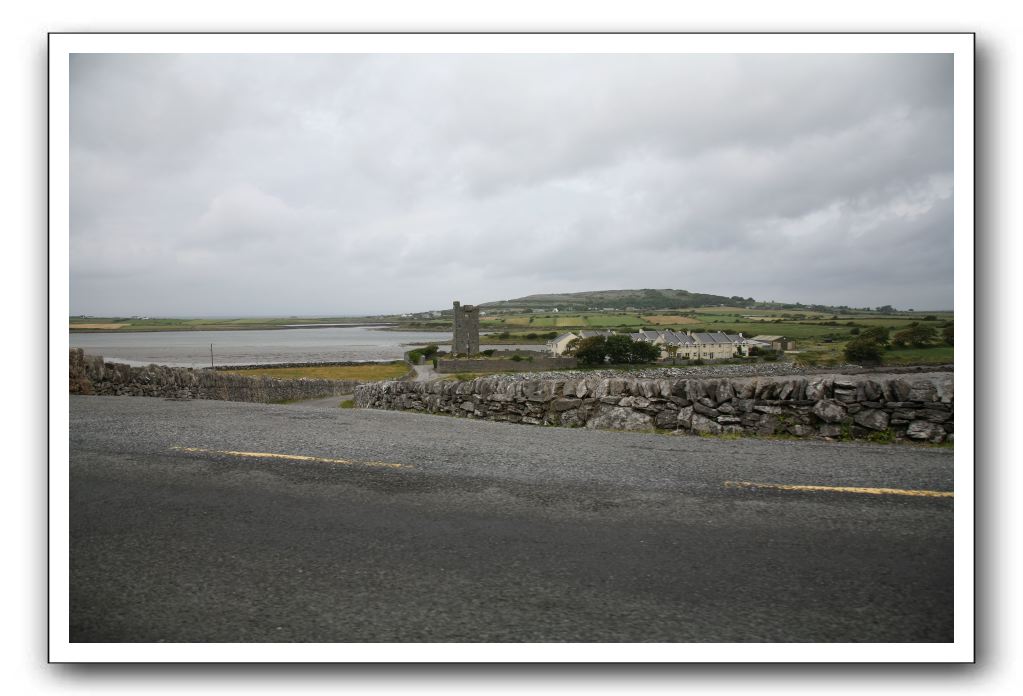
(481, 289), (755, 312)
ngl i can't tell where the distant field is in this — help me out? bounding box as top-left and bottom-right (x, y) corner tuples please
(486, 314), (647, 329)
(641, 315), (700, 325)
(221, 362), (411, 381)
(69, 323), (128, 330)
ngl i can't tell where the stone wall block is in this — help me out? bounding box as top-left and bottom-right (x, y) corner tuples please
(906, 420), (946, 443)
(676, 405), (694, 429)
(853, 408), (890, 431)
(908, 380), (938, 402)
(811, 399), (848, 424)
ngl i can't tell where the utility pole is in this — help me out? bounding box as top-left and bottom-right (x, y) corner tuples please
(210, 344), (214, 369)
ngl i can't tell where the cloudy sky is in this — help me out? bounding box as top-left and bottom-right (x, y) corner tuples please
(69, 53), (953, 316)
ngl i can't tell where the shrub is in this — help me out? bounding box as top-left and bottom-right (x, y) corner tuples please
(407, 350), (422, 363)
(525, 332), (538, 339)
(892, 325), (937, 348)
(481, 349), (496, 357)
(510, 355), (523, 362)
(693, 359), (705, 365)
(849, 327), (861, 335)
(794, 353), (819, 367)
(421, 344), (440, 358)
(861, 326), (891, 347)
(844, 337), (883, 364)
(498, 331), (511, 339)
(942, 324), (953, 346)
(629, 340), (662, 364)
(573, 336), (608, 366)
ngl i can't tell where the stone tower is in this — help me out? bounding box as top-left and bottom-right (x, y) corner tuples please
(452, 301), (480, 356)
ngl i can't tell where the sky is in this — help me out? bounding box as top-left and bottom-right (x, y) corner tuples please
(69, 52), (954, 316)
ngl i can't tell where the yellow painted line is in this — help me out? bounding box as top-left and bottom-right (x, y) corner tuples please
(171, 446), (408, 469)
(724, 480), (953, 498)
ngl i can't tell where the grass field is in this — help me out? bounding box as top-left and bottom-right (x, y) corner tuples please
(221, 362), (411, 381)
(68, 323), (129, 330)
(641, 315), (700, 325)
(483, 314), (649, 330)
(880, 346), (954, 365)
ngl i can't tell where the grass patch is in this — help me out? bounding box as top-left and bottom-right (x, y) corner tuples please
(339, 399), (356, 408)
(222, 362), (411, 381)
(881, 346), (954, 365)
(641, 315), (700, 325)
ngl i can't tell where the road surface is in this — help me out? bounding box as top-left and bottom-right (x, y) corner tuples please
(68, 395), (954, 642)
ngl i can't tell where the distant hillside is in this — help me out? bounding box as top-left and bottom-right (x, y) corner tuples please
(481, 289), (756, 312)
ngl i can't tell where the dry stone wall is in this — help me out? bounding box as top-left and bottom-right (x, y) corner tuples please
(435, 356), (578, 373)
(70, 349), (358, 403)
(354, 371), (954, 443)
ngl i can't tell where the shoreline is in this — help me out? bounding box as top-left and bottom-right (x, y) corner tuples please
(69, 322), (397, 334)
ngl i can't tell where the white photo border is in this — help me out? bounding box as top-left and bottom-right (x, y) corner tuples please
(49, 31), (974, 664)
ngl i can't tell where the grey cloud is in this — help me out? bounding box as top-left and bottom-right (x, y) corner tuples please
(69, 52), (954, 315)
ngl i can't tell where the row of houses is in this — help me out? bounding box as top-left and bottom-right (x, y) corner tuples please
(546, 330), (793, 361)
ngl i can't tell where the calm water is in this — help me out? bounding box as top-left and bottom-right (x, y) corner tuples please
(69, 326), (539, 367)
(69, 326), (458, 367)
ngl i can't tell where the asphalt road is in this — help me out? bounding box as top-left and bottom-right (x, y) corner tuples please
(69, 395), (954, 642)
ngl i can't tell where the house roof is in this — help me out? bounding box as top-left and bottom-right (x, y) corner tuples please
(578, 330), (614, 338)
(752, 335), (785, 342)
(661, 331), (696, 345)
(692, 332), (734, 345)
(550, 333), (577, 344)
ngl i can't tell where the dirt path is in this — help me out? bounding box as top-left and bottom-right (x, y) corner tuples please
(286, 394), (350, 409)
(411, 363), (440, 382)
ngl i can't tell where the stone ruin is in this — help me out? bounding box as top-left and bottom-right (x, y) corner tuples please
(452, 300), (480, 356)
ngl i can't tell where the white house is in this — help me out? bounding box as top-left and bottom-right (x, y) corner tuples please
(634, 330), (751, 360)
(547, 330), (615, 355)
(549, 329), (756, 360)
(547, 332), (579, 356)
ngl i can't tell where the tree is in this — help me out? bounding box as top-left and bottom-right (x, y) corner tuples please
(605, 335), (634, 364)
(942, 324), (954, 346)
(571, 336), (608, 366)
(892, 325), (937, 348)
(629, 341), (662, 364)
(844, 337), (883, 365)
(420, 344), (440, 359)
(570, 335), (660, 366)
(665, 344), (679, 364)
(860, 326), (891, 347)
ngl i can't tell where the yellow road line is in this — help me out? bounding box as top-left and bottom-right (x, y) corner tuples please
(171, 446), (408, 469)
(723, 480), (953, 498)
